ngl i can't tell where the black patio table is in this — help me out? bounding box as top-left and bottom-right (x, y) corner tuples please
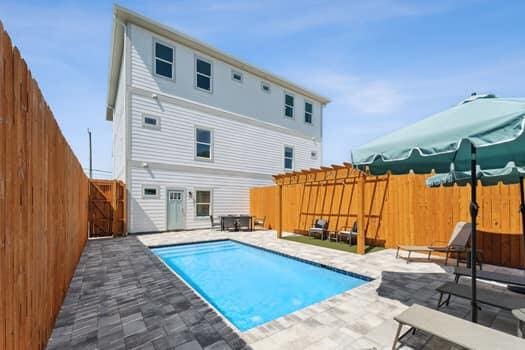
(220, 215), (253, 231)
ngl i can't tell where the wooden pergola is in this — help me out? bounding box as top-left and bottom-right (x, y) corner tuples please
(272, 163), (373, 254)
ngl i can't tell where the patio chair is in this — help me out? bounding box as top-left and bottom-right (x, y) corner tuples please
(238, 215), (252, 231)
(221, 216), (237, 231)
(210, 215), (221, 230)
(392, 304), (525, 349)
(309, 219), (329, 240)
(336, 221), (358, 244)
(396, 221), (471, 264)
(253, 216), (266, 229)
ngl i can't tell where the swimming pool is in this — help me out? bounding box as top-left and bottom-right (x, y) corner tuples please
(152, 240), (370, 331)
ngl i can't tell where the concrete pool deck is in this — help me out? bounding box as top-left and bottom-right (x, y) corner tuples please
(48, 229), (524, 349)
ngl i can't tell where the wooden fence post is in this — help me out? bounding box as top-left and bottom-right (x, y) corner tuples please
(357, 173), (366, 254)
(277, 183), (283, 238)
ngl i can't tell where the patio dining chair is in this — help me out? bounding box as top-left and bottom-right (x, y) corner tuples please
(210, 215), (221, 230)
(253, 216), (266, 230)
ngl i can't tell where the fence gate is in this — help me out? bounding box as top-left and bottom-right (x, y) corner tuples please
(89, 180), (127, 237)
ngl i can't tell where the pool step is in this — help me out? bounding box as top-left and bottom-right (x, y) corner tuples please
(155, 243), (240, 259)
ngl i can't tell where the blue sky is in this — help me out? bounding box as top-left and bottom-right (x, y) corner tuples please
(1, 0), (524, 177)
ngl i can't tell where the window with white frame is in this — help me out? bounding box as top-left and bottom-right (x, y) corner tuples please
(195, 57), (212, 91)
(142, 185), (159, 198)
(195, 190), (211, 217)
(284, 146), (294, 170)
(284, 94), (294, 118)
(142, 115), (160, 129)
(154, 41), (174, 79)
(261, 82), (271, 93)
(231, 70), (243, 83)
(195, 128), (212, 160)
(305, 101), (313, 124)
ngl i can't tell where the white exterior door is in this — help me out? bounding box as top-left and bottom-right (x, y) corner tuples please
(167, 190), (184, 230)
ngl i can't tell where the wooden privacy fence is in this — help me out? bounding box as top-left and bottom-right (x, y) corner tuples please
(250, 164), (525, 268)
(0, 23), (89, 350)
(89, 179), (126, 237)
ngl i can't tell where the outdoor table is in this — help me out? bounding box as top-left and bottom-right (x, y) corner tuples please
(221, 215), (253, 231)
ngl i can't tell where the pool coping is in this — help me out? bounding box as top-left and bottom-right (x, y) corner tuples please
(149, 238), (375, 333)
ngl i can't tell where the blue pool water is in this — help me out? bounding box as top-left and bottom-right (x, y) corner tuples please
(152, 240), (369, 331)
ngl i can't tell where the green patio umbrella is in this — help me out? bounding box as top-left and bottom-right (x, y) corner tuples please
(426, 163), (525, 290)
(351, 94), (525, 322)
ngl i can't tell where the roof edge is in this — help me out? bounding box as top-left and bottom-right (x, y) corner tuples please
(106, 4), (330, 119)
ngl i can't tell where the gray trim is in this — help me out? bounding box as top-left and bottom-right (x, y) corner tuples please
(194, 54), (213, 94)
(142, 113), (161, 130)
(129, 86), (319, 141)
(231, 69), (243, 83)
(194, 126), (214, 162)
(125, 22), (133, 234)
(152, 38), (175, 81)
(142, 184), (160, 199)
(304, 99), (314, 126)
(166, 188), (186, 230)
(261, 81), (271, 94)
(130, 160), (274, 180)
(284, 144), (295, 171)
(284, 91), (295, 119)
(194, 188), (213, 218)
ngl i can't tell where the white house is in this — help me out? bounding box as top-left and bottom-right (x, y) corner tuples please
(106, 5), (330, 233)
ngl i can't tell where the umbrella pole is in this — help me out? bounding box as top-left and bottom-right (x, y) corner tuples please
(470, 145), (479, 323)
(508, 177), (525, 294)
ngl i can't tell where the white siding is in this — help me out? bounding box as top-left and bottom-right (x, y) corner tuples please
(129, 167), (271, 232)
(130, 93), (321, 175)
(129, 24), (322, 140)
(112, 51), (127, 181)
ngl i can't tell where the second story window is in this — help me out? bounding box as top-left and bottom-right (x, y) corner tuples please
(195, 128), (212, 160)
(284, 146), (294, 170)
(285, 94), (294, 118)
(195, 57), (212, 92)
(305, 102), (313, 124)
(231, 70), (243, 83)
(154, 41), (174, 79)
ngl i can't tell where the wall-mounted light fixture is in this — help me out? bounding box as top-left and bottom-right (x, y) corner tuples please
(188, 191), (193, 199)
(142, 162), (149, 168)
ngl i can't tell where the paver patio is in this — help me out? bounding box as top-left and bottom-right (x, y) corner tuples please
(48, 229), (524, 350)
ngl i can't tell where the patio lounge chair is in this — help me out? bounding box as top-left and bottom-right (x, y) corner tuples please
(309, 219), (329, 240)
(454, 266), (525, 287)
(392, 304), (525, 349)
(436, 281), (525, 311)
(396, 221), (471, 264)
(221, 216), (237, 231)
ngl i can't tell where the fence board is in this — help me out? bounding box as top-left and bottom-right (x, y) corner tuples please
(0, 25), (88, 350)
(251, 168), (525, 268)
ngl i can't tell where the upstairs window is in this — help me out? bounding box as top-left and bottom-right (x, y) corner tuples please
(284, 146), (294, 170)
(195, 128), (212, 160)
(285, 94), (294, 118)
(231, 70), (243, 83)
(305, 102), (313, 124)
(261, 82), (271, 93)
(154, 41), (174, 79)
(195, 190), (211, 217)
(195, 57), (212, 92)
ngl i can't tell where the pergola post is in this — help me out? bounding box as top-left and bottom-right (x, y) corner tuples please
(277, 183), (283, 238)
(357, 173), (366, 254)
